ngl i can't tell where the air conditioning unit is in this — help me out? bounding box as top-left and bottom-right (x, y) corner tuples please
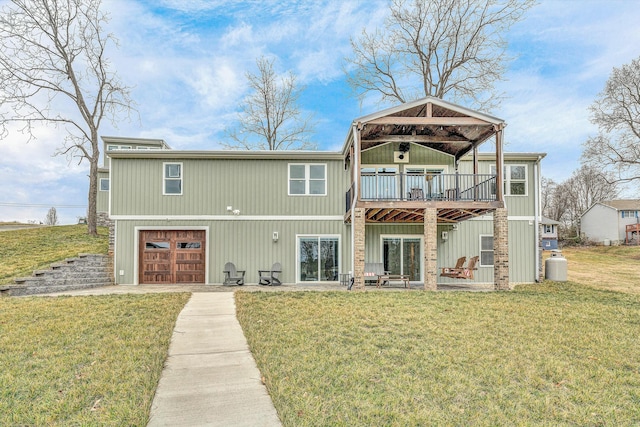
(394, 151), (409, 163)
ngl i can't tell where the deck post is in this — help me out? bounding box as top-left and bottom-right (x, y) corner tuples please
(423, 207), (438, 290)
(353, 207), (366, 291)
(493, 207), (510, 290)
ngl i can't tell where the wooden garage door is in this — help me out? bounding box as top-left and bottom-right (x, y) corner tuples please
(139, 230), (206, 284)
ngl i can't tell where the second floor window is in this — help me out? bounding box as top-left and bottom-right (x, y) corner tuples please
(289, 164), (326, 196)
(491, 164), (527, 196)
(99, 178), (109, 191)
(621, 210), (639, 218)
(164, 163), (182, 195)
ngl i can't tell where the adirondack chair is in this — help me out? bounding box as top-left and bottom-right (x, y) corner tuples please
(258, 262), (282, 286)
(440, 256), (466, 278)
(223, 262), (245, 285)
(441, 256), (479, 280)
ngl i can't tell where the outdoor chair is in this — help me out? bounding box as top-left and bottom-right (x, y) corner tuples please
(223, 262), (245, 286)
(441, 256), (478, 279)
(408, 188), (424, 200)
(440, 256), (466, 278)
(258, 262), (282, 286)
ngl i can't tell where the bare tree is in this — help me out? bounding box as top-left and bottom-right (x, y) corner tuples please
(541, 177), (570, 224)
(346, 0), (536, 110)
(44, 206), (58, 225)
(225, 56), (315, 151)
(583, 56), (640, 187)
(563, 165), (619, 235)
(0, 0), (134, 236)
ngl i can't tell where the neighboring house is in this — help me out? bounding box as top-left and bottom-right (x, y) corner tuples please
(98, 97), (546, 289)
(540, 217), (561, 250)
(580, 199), (640, 245)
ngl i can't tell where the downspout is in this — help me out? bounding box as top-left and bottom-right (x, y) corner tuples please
(350, 124), (360, 275)
(534, 155), (542, 282)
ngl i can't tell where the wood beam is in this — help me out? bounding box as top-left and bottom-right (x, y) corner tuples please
(361, 135), (471, 144)
(365, 117), (490, 126)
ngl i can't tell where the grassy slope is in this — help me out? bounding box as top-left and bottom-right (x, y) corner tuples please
(0, 225), (108, 285)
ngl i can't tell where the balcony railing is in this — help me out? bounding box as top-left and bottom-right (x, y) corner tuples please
(358, 172), (497, 203)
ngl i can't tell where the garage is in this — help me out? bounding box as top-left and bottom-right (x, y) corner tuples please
(139, 230), (206, 284)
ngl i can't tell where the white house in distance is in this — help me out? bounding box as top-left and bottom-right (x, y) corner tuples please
(580, 199), (640, 245)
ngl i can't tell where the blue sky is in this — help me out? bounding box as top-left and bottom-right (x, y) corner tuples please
(1, 0), (639, 224)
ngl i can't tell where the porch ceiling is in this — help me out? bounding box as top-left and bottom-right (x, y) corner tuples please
(356, 98), (503, 159)
(346, 206), (498, 224)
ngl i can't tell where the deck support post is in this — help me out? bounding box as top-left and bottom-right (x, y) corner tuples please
(424, 207), (438, 290)
(353, 207), (366, 291)
(493, 207), (510, 290)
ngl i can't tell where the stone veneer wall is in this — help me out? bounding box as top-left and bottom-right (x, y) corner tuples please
(423, 208), (438, 290)
(493, 208), (510, 290)
(353, 208), (366, 291)
(97, 211), (115, 257)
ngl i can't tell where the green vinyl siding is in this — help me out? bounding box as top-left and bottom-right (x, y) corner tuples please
(361, 143), (454, 166)
(114, 219), (350, 285)
(110, 158), (348, 217)
(437, 218), (536, 284)
(458, 158), (538, 217)
(97, 170), (109, 213)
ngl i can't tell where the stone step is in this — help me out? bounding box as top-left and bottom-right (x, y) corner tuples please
(11, 253), (113, 296)
(8, 281), (113, 297)
(33, 269), (112, 279)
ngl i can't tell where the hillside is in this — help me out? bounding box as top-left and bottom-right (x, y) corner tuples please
(0, 225), (108, 285)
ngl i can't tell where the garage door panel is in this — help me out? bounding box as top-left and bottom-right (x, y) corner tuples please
(139, 230), (206, 284)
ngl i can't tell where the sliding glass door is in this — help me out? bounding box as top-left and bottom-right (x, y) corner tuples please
(382, 236), (422, 281)
(298, 236), (339, 282)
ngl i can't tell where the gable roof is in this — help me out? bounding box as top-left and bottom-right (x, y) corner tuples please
(599, 199), (640, 211)
(345, 96), (505, 160)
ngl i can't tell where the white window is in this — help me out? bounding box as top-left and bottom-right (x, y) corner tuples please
(289, 164), (326, 196)
(544, 224), (553, 234)
(164, 162), (182, 195)
(99, 178), (109, 191)
(106, 145), (132, 151)
(480, 235), (494, 267)
(491, 164), (528, 196)
(621, 210), (639, 218)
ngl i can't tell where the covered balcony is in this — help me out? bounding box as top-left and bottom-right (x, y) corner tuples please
(342, 96), (509, 291)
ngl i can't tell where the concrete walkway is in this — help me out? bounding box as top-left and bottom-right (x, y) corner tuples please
(146, 292), (282, 427)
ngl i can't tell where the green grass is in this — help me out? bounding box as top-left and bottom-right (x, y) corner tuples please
(0, 293), (190, 426)
(237, 283), (640, 426)
(0, 224), (108, 285)
(559, 246), (640, 294)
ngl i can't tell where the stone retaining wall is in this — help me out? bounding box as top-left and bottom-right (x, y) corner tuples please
(1, 254), (114, 297)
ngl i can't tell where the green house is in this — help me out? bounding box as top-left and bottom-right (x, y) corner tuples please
(98, 97), (545, 290)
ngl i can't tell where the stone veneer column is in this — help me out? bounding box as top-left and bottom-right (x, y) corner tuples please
(493, 208), (510, 290)
(423, 208), (438, 291)
(353, 208), (366, 291)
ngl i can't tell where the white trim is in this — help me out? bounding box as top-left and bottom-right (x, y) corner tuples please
(288, 163), (327, 196)
(479, 234), (494, 267)
(111, 215), (344, 221)
(99, 178), (109, 191)
(134, 226), (209, 286)
(163, 162), (183, 196)
(295, 234), (341, 283)
(380, 234), (423, 282)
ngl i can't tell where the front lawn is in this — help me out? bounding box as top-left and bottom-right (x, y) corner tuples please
(237, 282), (640, 426)
(0, 293), (190, 426)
